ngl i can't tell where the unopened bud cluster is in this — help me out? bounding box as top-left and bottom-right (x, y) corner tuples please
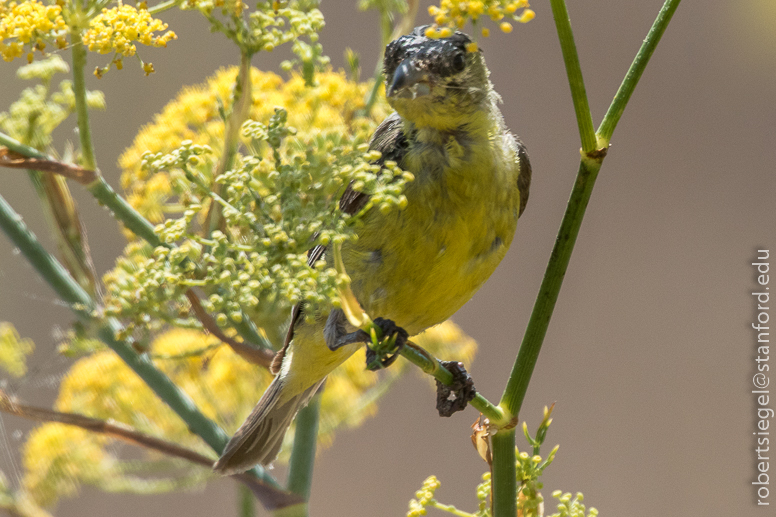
(104, 107), (412, 339)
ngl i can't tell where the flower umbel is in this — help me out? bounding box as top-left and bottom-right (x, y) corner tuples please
(0, 0), (67, 63)
(426, 0), (535, 42)
(82, 4), (177, 76)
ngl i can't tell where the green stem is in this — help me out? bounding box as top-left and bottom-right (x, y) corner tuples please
(239, 484), (256, 517)
(272, 504), (308, 517)
(399, 343), (507, 426)
(597, 0), (682, 145)
(548, 0), (596, 153)
(0, 131), (48, 159)
(286, 394), (320, 503)
(86, 176), (162, 245)
(500, 158), (602, 417)
(491, 430), (517, 517)
(147, 0), (181, 15)
(499, 0), (683, 429)
(428, 501), (475, 517)
(206, 50), (252, 236)
(361, 61), (383, 119)
(0, 193), (282, 493)
(492, 2), (683, 515)
(71, 38), (97, 170)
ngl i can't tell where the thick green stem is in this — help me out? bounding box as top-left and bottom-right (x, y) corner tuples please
(499, 158), (602, 417)
(286, 394), (320, 503)
(491, 429), (517, 517)
(491, 2), (682, 515)
(0, 193), (283, 494)
(71, 38), (97, 170)
(549, 0), (596, 153)
(597, 0), (682, 144)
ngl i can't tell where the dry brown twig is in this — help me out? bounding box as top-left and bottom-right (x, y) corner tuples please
(0, 148), (97, 185)
(0, 389), (302, 509)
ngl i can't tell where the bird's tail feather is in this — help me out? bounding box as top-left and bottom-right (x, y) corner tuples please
(213, 378), (321, 475)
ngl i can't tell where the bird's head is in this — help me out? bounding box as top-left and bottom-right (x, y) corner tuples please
(383, 26), (491, 130)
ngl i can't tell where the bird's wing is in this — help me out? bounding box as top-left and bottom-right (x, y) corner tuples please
(270, 112), (409, 374)
(515, 136), (531, 217)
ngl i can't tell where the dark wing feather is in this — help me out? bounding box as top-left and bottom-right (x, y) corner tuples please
(340, 112), (408, 215)
(515, 137), (531, 217)
(272, 112), (409, 373)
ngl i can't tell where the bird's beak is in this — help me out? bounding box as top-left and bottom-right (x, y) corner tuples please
(387, 58), (431, 99)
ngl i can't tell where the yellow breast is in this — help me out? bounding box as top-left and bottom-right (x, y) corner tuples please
(343, 123), (522, 336)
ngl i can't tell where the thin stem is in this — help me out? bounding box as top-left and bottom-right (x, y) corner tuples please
(491, 430), (517, 517)
(0, 389), (298, 507)
(0, 148), (97, 184)
(0, 131), (49, 160)
(428, 501), (474, 517)
(359, 0), (418, 118)
(205, 50), (252, 236)
(597, 0), (682, 145)
(272, 504), (308, 517)
(400, 342), (508, 427)
(185, 289), (274, 366)
(286, 394), (320, 502)
(86, 176), (162, 245)
(548, 0), (596, 153)
(71, 39), (97, 170)
(147, 0), (181, 15)
(239, 485), (256, 517)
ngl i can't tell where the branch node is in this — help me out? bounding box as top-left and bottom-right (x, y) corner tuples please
(436, 361), (477, 417)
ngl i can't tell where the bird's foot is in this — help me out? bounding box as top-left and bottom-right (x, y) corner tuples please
(365, 317), (408, 370)
(436, 361), (477, 417)
(327, 329), (370, 351)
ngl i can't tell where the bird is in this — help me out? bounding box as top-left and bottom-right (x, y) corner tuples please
(213, 25), (531, 474)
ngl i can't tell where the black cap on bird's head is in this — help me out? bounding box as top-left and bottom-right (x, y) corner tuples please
(382, 26), (491, 128)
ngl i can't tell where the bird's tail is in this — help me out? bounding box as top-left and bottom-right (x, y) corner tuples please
(213, 377), (321, 475)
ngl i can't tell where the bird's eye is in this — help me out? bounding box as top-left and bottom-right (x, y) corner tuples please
(452, 52), (466, 73)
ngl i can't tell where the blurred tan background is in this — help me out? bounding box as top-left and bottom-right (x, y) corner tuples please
(1, 0), (774, 515)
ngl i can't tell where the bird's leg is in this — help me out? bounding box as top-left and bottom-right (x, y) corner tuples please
(324, 311), (408, 369)
(435, 360), (477, 417)
(325, 309), (370, 351)
(365, 317), (409, 371)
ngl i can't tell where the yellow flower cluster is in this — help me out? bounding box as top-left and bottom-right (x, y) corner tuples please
(82, 4), (176, 74)
(23, 424), (108, 507)
(21, 321), (477, 507)
(119, 67), (390, 224)
(0, 0), (66, 62)
(0, 322), (34, 377)
(426, 0), (534, 40)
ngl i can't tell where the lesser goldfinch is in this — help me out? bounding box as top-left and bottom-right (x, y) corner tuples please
(214, 26), (531, 474)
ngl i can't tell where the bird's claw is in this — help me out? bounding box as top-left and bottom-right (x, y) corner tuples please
(436, 361), (476, 417)
(365, 317), (408, 370)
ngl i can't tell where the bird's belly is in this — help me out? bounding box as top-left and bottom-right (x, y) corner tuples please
(344, 192), (518, 336)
